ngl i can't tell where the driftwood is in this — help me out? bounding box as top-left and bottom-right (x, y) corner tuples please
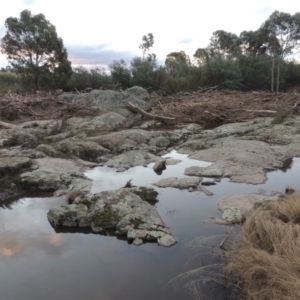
(0, 121), (18, 129)
(220, 227), (234, 250)
(247, 109), (277, 114)
(125, 102), (175, 121)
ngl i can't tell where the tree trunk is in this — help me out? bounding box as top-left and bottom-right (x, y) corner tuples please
(271, 55), (275, 92)
(276, 58), (281, 94)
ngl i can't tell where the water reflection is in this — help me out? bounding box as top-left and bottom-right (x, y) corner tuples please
(0, 153), (299, 300)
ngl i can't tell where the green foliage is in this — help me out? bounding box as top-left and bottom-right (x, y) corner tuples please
(0, 71), (23, 93)
(163, 76), (189, 93)
(165, 51), (191, 77)
(139, 33), (154, 60)
(109, 59), (132, 89)
(0, 9), (72, 90)
(66, 66), (112, 91)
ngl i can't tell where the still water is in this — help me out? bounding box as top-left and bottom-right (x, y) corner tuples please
(0, 152), (299, 300)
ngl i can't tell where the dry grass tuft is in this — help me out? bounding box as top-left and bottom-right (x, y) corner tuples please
(224, 193), (300, 300)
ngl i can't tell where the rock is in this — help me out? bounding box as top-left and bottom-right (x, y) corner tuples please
(66, 112), (126, 131)
(196, 186), (214, 196)
(184, 139), (287, 184)
(71, 90), (151, 116)
(36, 144), (60, 157)
(47, 188), (176, 246)
(222, 207), (242, 223)
(218, 193), (281, 215)
(149, 137), (170, 148)
(56, 140), (110, 161)
(185, 166), (224, 178)
(158, 234), (177, 247)
(123, 186), (159, 204)
(20, 158), (92, 192)
(133, 238), (143, 246)
(89, 129), (150, 152)
(0, 147), (46, 159)
(153, 159), (166, 174)
(188, 187), (194, 192)
(0, 156), (31, 175)
(212, 217), (232, 225)
(125, 86), (148, 99)
(201, 181), (216, 186)
(105, 150), (161, 169)
(153, 177), (201, 189)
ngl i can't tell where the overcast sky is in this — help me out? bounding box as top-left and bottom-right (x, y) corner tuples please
(0, 0), (299, 69)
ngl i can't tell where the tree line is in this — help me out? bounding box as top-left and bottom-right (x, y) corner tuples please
(1, 9), (300, 93)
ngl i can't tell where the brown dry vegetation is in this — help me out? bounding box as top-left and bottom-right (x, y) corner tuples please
(0, 90), (300, 128)
(225, 193), (300, 300)
(152, 90), (300, 127)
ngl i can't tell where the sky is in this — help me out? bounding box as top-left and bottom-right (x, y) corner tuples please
(0, 0), (299, 69)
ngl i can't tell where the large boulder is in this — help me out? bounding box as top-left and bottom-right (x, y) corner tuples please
(56, 140), (110, 161)
(47, 188), (177, 247)
(71, 90), (151, 116)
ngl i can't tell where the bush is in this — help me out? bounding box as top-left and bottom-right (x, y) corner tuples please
(0, 72), (23, 93)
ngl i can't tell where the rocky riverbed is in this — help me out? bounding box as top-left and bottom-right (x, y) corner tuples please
(1, 87), (300, 239)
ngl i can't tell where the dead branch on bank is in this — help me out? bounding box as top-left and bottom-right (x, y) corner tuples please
(125, 101), (176, 122)
(0, 121), (18, 129)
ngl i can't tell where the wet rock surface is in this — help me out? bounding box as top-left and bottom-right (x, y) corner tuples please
(47, 188), (177, 247)
(153, 177), (202, 189)
(217, 193), (282, 223)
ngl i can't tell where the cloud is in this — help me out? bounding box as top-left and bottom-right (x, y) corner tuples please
(179, 38), (193, 44)
(22, 0), (36, 5)
(256, 6), (272, 15)
(67, 43), (135, 66)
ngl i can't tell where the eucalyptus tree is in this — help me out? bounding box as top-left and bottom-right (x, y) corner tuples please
(1, 9), (72, 90)
(165, 50), (191, 77)
(261, 11), (300, 92)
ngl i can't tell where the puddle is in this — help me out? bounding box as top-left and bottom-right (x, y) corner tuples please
(0, 152), (300, 300)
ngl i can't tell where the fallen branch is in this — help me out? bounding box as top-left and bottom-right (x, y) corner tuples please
(246, 109), (276, 114)
(220, 226), (234, 250)
(0, 121), (18, 129)
(126, 102), (175, 121)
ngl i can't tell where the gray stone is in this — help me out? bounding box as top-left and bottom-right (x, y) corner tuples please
(158, 234), (177, 247)
(0, 156), (31, 175)
(56, 140), (110, 161)
(218, 193), (281, 215)
(153, 159), (166, 172)
(125, 86), (148, 99)
(133, 238), (143, 246)
(153, 177), (201, 189)
(105, 150), (161, 169)
(165, 159), (182, 165)
(20, 158), (92, 192)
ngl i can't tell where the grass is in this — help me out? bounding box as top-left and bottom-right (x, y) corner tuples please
(224, 193), (300, 300)
(272, 103), (292, 124)
(168, 193), (300, 300)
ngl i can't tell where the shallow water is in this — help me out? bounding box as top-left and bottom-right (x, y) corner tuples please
(0, 152), (299, 300)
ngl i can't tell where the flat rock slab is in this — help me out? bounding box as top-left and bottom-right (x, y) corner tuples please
(186, 139), (287, 184)
(185, 166), (225, 178)
(20, 158), (92, 192)
(47, 188), (177, 247)
(0, 156), (31, 175)
(218, 193), (281, 215)
(66, 112), (126, 131)
(153, 177), (201, 189)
